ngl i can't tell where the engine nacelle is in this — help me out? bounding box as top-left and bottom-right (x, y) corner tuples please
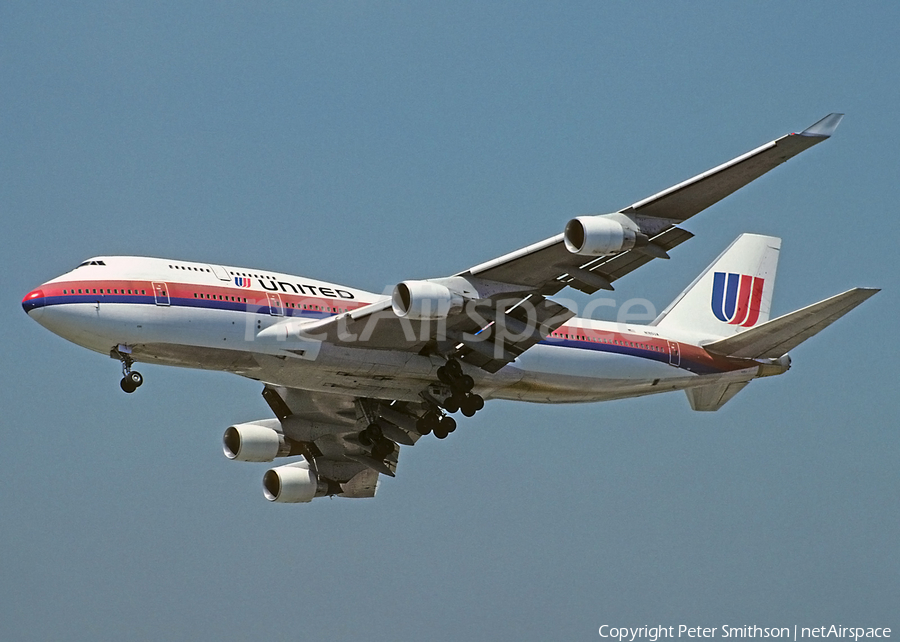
(263, 460), (318, 503)
(223, 421), (288, 462)
(392, 280), (463, 320)
(564, 215), (640, 256)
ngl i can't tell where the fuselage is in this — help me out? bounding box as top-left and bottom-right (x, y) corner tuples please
(22, 256), (766, 404)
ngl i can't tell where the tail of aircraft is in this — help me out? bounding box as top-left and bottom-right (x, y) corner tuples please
(651, 233), (781, 338)
(652, 233), (879, 411)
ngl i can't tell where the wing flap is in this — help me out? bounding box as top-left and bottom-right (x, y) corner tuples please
(454, 295), (576, 372)
(262, 386), (411, 489)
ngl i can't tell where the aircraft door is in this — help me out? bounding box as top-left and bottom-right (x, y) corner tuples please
(209, 265), (231, 281)
(667, 340), (680, 367)
(267, 293), (284, 316)
(152, 282), (170, 306)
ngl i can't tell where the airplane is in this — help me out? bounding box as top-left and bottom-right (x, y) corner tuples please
(22, 113), (878, 504)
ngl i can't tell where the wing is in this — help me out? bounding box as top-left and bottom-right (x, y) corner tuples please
(266, 114), (842, 373)
(261, 384), (432, 494)
(467, 113), (843, 294)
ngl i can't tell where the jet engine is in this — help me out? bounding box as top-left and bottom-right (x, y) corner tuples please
(222, 421), (290, 462)
(262, 460), (319, 503)
(392, 280), (464, 320)
(564, 215), (644, 256)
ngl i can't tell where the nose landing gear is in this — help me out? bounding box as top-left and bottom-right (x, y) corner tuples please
(114, 348), (143, 393)
(120, 371), (143, 393)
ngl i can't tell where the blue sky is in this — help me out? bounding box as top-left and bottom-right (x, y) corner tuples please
(2, 3), (898, 640)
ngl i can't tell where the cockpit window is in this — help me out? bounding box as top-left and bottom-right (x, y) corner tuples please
(74, 260), (106, 268)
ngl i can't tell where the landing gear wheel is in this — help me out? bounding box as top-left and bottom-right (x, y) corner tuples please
(471, 393), (484, 411)
(371, 439), (395, 461)
(442, 396), (460, 414)
(460, 397), (477, 417)
(437, 366), (452, 385)
(114, 348), (142, 394)
(417, 411), (442, 436)
(415, 416), (433, 436)
(441, 416), (457, 434)
(445, 359), (463, 378)
(433, 424), (449, 439)
(457, 374), (475, 393)
(359, 422), (383, 447)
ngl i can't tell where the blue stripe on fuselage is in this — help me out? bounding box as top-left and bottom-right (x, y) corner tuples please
(538, 336), (724, 375)
(21, 294), (334, 320)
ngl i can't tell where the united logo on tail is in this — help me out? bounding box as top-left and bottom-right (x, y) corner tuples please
(711, 272), (764, 327)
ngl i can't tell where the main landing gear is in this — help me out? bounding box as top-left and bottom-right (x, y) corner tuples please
(115, 349), (144, 394)
(415, 410), (457, 440)
(358, 422), (397, 460)
(353, 359), (482, 465)
(436, 359), (484, 418)
(412, 358), (484, 440)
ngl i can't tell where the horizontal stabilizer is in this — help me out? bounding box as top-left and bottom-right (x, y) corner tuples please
(703, 287), (879, 359)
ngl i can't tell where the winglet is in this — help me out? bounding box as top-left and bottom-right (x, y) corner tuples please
(800, 113), (844, 138)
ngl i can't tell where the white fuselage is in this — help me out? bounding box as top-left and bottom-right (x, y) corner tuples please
(23, 256), (759, 404)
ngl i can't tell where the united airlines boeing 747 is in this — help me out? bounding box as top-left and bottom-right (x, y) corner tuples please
(22, 114), (877, 504)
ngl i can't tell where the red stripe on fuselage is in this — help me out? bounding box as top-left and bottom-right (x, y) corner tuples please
(546, 325), (751, 375)
(39, 279), (371, 313)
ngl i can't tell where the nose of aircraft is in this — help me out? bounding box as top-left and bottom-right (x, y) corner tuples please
(22, 288), (46, 321)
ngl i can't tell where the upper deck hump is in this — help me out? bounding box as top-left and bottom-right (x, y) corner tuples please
(43, 255), (378, 302)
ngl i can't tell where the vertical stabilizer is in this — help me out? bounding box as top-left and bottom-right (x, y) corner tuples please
(651, 233), (781, 338)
